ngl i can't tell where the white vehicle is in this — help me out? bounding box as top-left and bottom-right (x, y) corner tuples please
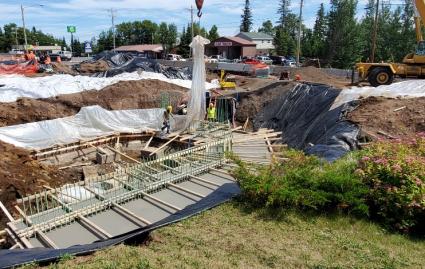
(166, 54), (186, 61)
(57, 51), (72, 61)
(286, 61), (297, 68)
(256, 56), (273, 65)
(208, 55), (230, 63)
(8, 49), (24, 55)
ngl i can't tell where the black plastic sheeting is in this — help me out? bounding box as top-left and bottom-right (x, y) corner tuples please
(74, 52), (192, 79)
(254, 83), (359, 161)
(0, 183), (240, 269)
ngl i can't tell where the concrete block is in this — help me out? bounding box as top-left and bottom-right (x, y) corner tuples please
(96, 147), (119, 164)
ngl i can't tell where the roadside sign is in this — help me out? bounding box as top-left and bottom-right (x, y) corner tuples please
(84, 41), (92, 53)
(67, 26), (76, 33)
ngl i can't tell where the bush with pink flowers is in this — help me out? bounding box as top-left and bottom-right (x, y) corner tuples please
(357, 135), (425, 233)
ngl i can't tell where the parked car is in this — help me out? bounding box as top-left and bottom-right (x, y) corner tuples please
(56, 51), (72, 61)
(166, 54), (186, 61)
(8, 49), (24, 55)
(269, 55), (287, 65)
(208, 55), (231, 63)
(286, 61), (297, 67)
(256, 56), (273, 65)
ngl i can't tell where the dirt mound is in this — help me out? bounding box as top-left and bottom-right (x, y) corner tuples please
(0, 79), (187, 127)
(76, 59), (110, 74)
(295, 67), (350, 88)
(51, 62), (77, 75)
(235, 81), (296, 124)
(0, 141), (80, 228)
(348, 96), (425, 139)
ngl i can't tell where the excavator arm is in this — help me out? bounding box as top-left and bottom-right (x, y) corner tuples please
(414, 0), (425, 41)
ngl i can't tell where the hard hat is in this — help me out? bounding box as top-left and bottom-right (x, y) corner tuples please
(167, 105), (172, 112)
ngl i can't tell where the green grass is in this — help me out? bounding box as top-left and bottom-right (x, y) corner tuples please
(27, 201), (425, 269)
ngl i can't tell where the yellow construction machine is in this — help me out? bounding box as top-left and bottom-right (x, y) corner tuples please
(219, 69), (237, 90)
(355, 0), (425, 86)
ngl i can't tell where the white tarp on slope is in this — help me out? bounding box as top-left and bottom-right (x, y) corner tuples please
(332, 80), (425, 109)
(0, 106), (165, 150)
(0, 71), (218, 103)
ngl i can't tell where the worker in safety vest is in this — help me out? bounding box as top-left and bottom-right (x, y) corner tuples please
(45, 55), (51, 65)
(207, 101), (216, 121)
(161, 105), (173, 134)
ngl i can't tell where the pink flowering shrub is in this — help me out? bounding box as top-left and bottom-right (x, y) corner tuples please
(358, 136), (425, 233)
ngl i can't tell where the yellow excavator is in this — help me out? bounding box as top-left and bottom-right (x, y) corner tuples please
(356, 0), (425, 86)
(219, 70), (237, 90)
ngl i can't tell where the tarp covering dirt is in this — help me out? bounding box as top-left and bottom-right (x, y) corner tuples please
(254, 83), (359, 161)
(0, 60), (38, 75)
(0, 106), (185, 150)
(75, 52), (192, 79)
(0, 183), (240, 269)
(0, 72), (218, 103)
(331, 80), (425, 109)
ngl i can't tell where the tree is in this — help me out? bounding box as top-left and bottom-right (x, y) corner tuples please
(259, 20), (274, 36)
(208, 25), (219, 40)
(240, 0), (253, 32)
(326, 0), (363, 68)
(277, 0), (291, 27)
(309, 3), (327, 58)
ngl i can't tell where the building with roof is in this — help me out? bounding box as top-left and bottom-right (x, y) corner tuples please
(206, 36), (257, 59)
(115, 44), (163, 59)
(236, 32), (275, 55)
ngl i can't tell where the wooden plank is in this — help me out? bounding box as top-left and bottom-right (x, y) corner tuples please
(14, 205), (33, 226)
(167, 183), (205, 198)
(106, 145), (142, 164)
(141, 191), (182, 211)
(112, 202), (152, 225)
(36, 229), (59, 249)
(190, 175), (221, 187)
(144, 134), (155, 149)
(149, 135), (180, 156)
(0, 201), (14, 222)
(78, 214), (112, 239)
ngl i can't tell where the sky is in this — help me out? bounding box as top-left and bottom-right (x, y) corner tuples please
(0, 0), (370, 44)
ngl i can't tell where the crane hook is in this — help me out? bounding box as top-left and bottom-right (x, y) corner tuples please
(195, 0), (204, 18)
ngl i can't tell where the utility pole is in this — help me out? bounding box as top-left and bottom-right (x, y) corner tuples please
(296, 0), (304, 67)
(110, 8), (116, 51)
(13, 28), (18, 46)
(188, 5), (194, 57)
(20, 4), (28, 51)
(370, 0), (380, 62)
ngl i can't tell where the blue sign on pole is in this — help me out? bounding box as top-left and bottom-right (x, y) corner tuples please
(84, 41), (92, 53)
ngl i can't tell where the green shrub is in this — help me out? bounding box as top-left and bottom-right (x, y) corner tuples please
(358, 136), (425, 234)
(233, 149), (369, 217)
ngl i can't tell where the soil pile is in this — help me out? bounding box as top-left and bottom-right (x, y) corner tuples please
(51, 62), (78, 75)
(235, 81), (297, 123)
(0, 141), (80, 228)
(294, 67), (350, 88)
(76, 59), (110, 74)
(348, 96), (425, 139)
(0, 79), (187, 127)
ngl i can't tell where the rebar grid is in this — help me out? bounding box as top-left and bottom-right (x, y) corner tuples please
(11, 122), (232, 239)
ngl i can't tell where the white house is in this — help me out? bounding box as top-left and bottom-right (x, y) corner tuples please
(235, 32), (275, 55)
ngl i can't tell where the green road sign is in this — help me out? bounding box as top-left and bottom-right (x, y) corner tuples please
(67, 26), (76, 33)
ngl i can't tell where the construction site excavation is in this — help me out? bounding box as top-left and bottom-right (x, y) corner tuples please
(0, 0), (425, 268)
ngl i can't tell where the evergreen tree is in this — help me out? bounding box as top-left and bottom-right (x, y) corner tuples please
(277, 0), (291, 27)
(258, 20), (274, 36)
(311, 3), (327, 58)
(208, 25), (219, 41)
(240, 0), (253, 32)
(325, 0), (362, 68)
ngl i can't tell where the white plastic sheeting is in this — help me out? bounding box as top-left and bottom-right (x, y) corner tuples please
(0, 106), (166, 150)
(185, 36), (210, 130)
(332, 80), (425, 109)
(0, 71), (219, 103)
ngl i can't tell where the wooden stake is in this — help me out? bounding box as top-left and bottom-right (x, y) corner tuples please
(0, 201), (14, 222)
(144, 134), (155, 149)
(106, 145), (141, 164)
(149, 135), (180, 156)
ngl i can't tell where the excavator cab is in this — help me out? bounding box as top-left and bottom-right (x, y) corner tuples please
(403, 40), (425, 64)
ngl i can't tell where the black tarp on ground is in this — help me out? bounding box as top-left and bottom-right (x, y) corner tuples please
(74, 52), (192, 79)
(0, 183), (240, 269)
(254, 83), (359, 161)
